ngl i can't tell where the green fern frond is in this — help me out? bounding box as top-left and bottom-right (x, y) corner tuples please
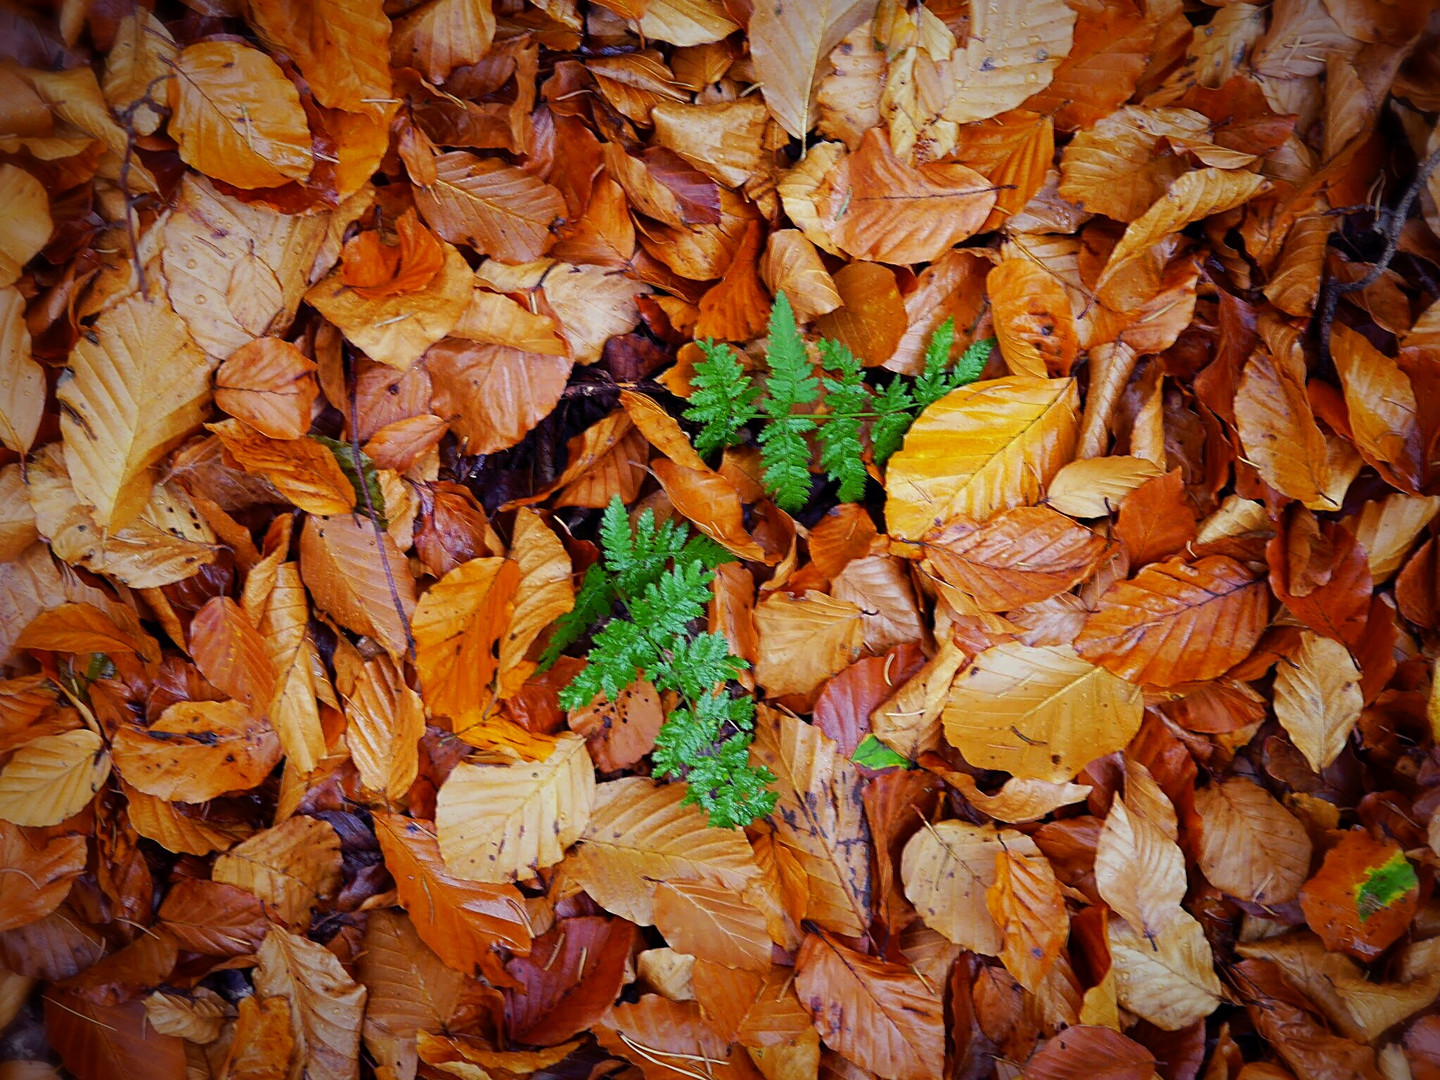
(914, 327), (994, 412)
(869, 379), (915, 465)
(817, 338), (869, 503)
(686, 340), (760, 457)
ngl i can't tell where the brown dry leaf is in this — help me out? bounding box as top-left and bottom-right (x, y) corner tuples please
(59, 296), (211, 531)
(1238, 935), (1440, 1044)
(761, 230), (842, 323)
(815, 129), (997, 264)
(815, 261), (907, 367)
(340, 652), (424, 801)
(15, 601), (159, 668)
(653, 98), (767, 189)
(653, 879), (771, 972)
(795, 932), (945, 1080)
(413, 556), (520, 731)
(750, 0), (877, 139)
(168, 41), (314, 189)
(427, 339), (573, 455)
(143, 989), (230, 1044)
(943, 642), (1143, 783)
(570, 776), (762, 925)
(243, 0), (391, 116)
(373, 812), (532, 973)
(752, 590), (865, 698)
(944, 773), (1091, 824)
(0, 288), (43, 456)
(254, 926), (366, 1080)
(1107, 914), (1222, 1031)
(123, 781), (253, 856)
(871, 637), (967, 759)
(1195, 778), (1312, 905)
(112, 700), (280, 803)
(0, 167), (51, 288)
(750, 707), (872, 937)
(1075, 556), (1269, 687)
(944, 0), (1077, 125)
(922, 506), (1108, 612)
(832, 554), (925, 653)
(900, 818), (1039, 955)
(306, 243), (472, 372)
(885, 376), (1080, 542)
(435, 731), (594, 883)
(988, 258), (1080, 378)
(1095, 759), (1187, 943)
(450, 288), (567, 355)
(1272, 630), (1363, 772)
(300, 513), (417, 662)
(474, 259), (646, 366)
(357, 909), (466, 1080)
(1330, 325), (1424, 494)
(414, 151), (564, 264)
(212, 814), (342, 930)
(391, 0), (496, 82)
(0, 729), (110, 828)
(214, 338), (320, 441)
(987, 847), (1067, 993)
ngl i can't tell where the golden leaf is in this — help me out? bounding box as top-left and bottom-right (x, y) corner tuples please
(414, 151), (565, 264)
(243, 0), (392, 116)
(299, 514), (416, 662)
(168, 41), (314, 189)
(0, 729), (110, 828)
(1107, 914), (1222, 1031)
(0, 289), (41, 458)
(0, 166), (49, 287)
(498, 510), (574, 698)
(752, 591), (865, 698)
(1195, 778), (1312, 905)
(885, 375), (1080, 542)
(427, 340), (573, 455)
(943, 0), (1077, 125)
(1095, 759), (1187, 942)
(1272, 631), (1363, 772)
(569, 776), (762, 926)
(749, 0), (877, 139)
(213, 815), (342, 930)
(214, 338), (320, 441)
(1045, 455), (1164, 518)
(435, 731), (594, 882)
(413, 556), (520, 731)
(900, 820), (1039, 954)
(113, 700), (280, 803)
(58, 296), (211, 531)
(391, 0), (496, 83)
(254, 927), (366, 1080)
(210, 419), (355, 516)
(943, 642), (1142, 782)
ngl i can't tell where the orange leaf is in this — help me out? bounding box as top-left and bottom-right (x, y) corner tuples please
(112, 700), (280, 803)
(168, 41), (314, 189)
(188, 597), (276, 714)
(413, 150), (565, 263)
(1331, 324), (1424, 493)
(243, 0), (392, 116)
(987, 847), (1068, 993)
(653, 879), (772, 972)
(413, 557), (521, 729)
(214, 338), (319, 441)
(209, 419), (354, 515)
(794, 931), (945, 1080)
(340, 209), (446, 300)
(815, 261), (908, 366)
(1020, 1026), (1156, 1080)
(299, 513), (417, 662)
(427, 340), (573, 455)
(1075, 556), (1269, 686)
(1300, 831), (1419, 962)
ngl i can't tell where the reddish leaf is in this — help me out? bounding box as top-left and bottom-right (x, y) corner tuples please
(505, 916), (636, 1046)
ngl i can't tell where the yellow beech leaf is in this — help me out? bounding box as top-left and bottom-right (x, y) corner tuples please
(255, 563), (329, 777)
(943, 774), (1091, 824)
(884, 376), (1080, 542)
(1330, 324), (1424, 494)
(357, 909), (467, 1080)
(390, 0), (496, 83)
(1107, 914), (1222, 1031)
(435, 731), (594, 883)
(1044, 455), (1165, 518)
(102, 12), (177, 137)
(58, 296), (211, 531)
(1195, 778), (1313, 905)
(340, 652), (425, 802)
(413, 150), (565, 264)
(1095, 759), (1187, 943)
(1272, 630), (1363, 772)
(0, 288), (42, 457)
(943, 0), (1077, 124)
(413, 557), (521, 732)
(570, 776), (762, 926)
(112, 700), (282, 803)
(900, 820), (1040, 955)
(0, 729), (110, 828)
(214, 338), (320, 442)
(168, 40), (314, 189)
(749, 0), (877, 139)
(497, 510), (574, 699)
(0, 165), (50, 287)
(943, 642), (1143, 782)
(161, 175), (331, 361)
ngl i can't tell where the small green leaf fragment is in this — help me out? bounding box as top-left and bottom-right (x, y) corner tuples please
(1354, 851), (1419, 922)
(852, 734), (911, 771)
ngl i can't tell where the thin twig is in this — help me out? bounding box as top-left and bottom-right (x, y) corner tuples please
(1317, 144), (1440, 363)
(348, 366), (417, 664)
